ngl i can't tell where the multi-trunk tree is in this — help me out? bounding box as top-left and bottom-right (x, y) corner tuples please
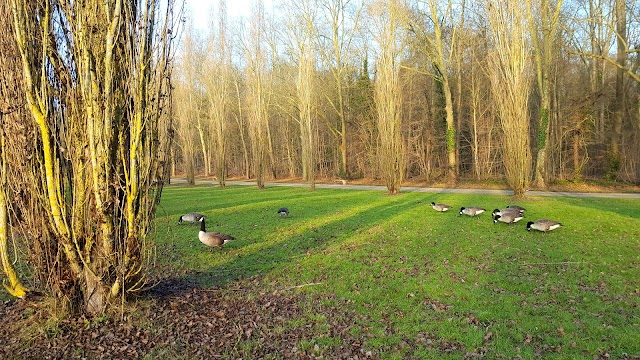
(244, 0), (272, 189)
(4, 0), (178, 313)
(205, 0), (232, 187)
(284, 0), (318, 190)
(371, 0), (406, 195)
(486, 0), (533, 197)
(316, 0), (363, 178)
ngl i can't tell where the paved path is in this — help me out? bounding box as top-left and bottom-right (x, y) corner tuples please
(169, 178), (640, 199)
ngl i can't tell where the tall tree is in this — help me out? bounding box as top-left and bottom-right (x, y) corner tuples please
(530, 0), (563, 188)
(486, 0), (533, 197)
(316, 0), (363, 178)
(284, 0), (318, 190)
(610, 0), (626, 178)
(174, 81), (199, 185)
(182, 27), (211, 178)
(406, 0), (460, 182)
(8, 0), (178, 313)
(371, 0), (406, 195)
(245, 0), (271, 189)
(205, 0), (231, 187)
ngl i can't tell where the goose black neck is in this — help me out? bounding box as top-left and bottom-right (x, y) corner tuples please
(200, 219), (206, 232)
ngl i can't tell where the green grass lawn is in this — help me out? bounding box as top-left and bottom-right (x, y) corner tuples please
(152, 184), (639, 358)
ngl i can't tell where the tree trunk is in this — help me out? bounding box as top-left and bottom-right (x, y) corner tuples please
(572, 124), (582, 181)
(610, 0), (626, 179)
(443, 75), (457, 182)
(531, 0), (562, 189)
(196, 119), (211, 177)
(0, 141), (28, 298)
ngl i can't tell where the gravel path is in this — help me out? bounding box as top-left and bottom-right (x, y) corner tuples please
(170, 179), (640, 199)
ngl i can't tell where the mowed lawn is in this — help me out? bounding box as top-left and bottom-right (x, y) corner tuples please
(154, 184), (640, 359)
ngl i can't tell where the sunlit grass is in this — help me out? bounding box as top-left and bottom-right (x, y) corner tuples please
(155, 185), (639, 358)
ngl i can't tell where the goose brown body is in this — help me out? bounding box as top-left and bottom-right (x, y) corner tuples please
(198, 218), (235, 248)
(493, 213), (524, 224)
(492, 207), (524, 217)
(179, 212), (205, 224)
(459, 206), (486, 216)
(527, 219), (562, 232)
(506, 205), (526, 212)
(431, 202), (452, 212)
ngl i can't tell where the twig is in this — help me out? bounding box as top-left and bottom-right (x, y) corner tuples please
(280, 282), (323, 291)
(520, 261), (589, 266)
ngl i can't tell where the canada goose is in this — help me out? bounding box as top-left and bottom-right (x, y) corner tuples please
(178, 212), (205, 224)
(459, 207), (486, 217)
(506, 205), (526, 212)
(431, 202), (452, 212)
(493, 213), (524, 225)
(527, 219), (562, 233)
(198, 218), (235, 249)
(277, 207), (289, 217)
(492, 207), (524, 217)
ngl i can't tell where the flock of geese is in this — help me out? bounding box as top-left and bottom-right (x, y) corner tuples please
(431, 202), (563, 233)
(179, 202), (562, 250)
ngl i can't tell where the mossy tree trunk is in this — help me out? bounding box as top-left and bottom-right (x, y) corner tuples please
(530, 0), (563, 189)
(0, 0), (29, 299)
(405, 0), (460, 183)
(0, 118), (28, 298)
(8, 0), (177, 314)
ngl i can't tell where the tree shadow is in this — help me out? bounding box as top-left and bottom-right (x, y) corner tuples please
(143, 276), (203, 299)
(157, 185), (350, 221)
(553, 196), (640, 220)
(147, 190), (428, 299)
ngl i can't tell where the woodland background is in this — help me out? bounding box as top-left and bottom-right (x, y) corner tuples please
(172, 0), (640, 194)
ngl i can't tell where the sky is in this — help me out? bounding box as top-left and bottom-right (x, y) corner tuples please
(184, 0), (273, 34)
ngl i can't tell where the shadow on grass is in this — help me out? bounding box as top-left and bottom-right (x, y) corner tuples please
(557, 196), (640, 220)
(156, 185), (350, 223)
(147, 190), (426, 299)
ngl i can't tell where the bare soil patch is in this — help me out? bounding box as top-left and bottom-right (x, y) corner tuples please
(0, 276), (374, 359)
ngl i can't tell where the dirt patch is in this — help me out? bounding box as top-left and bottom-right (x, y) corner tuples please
(0, 278), (375, 359)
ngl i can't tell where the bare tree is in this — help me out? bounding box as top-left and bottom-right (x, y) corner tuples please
(0, 1), (28, 299)
(283, 0), (318, 189)
(609, 0), (626, 178)
(406, 0), (461, 182)
(244, 1), (272, 189)
(371, 0), (406, 195)
(205, 0), (231, 187)
(486, 0), (533, 197)
(316, 0), (363, 178)
(181, 26), (210, 178)
(8, 0), (178, 312)
(174, 80), (199, 185)
(529, 0), (564, 188)
(231, 66), (252, 179)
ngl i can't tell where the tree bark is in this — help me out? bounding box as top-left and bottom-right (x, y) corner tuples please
(610, 0), (626, 179)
